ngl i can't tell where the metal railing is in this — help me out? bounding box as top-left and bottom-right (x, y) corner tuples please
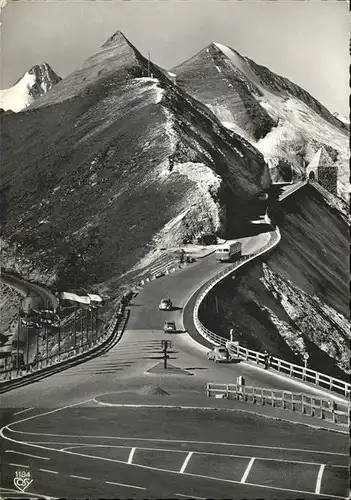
(193, 201), (351, 399)
(193, 225), (281, 347)
(0, 299), (128, 383)
(0, 253), (186, 385)
(227, 344), (351, 398)
(207, 383), (350, 426)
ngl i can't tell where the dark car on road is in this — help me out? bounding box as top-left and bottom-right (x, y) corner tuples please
(159, 298), (172, 310)
(207, 347), (231, 363)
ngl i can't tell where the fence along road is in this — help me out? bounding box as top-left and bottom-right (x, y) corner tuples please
(1, 181), (348, 408)
(193, 181), (351, 400)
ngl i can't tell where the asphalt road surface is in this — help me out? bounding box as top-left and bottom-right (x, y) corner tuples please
(1, 233), (346, 408)
(1, 182), (348, 499)
(1, 402), (349, 500)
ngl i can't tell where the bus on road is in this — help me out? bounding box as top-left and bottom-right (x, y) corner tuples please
(215, 241), (242, 262)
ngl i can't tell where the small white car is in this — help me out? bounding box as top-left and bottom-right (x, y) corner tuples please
(207, 347), (231, 363)
(159, 298), (172, 310)
(164, 321), (176, 333)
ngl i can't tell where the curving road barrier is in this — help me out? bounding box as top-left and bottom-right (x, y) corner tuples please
(193, 182), (351, 399)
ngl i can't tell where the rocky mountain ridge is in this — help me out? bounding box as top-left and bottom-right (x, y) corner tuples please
(1, 31), (270, 290)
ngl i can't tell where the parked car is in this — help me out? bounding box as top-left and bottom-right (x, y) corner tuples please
(164, 320), (176, 333)
(207, 347), (231, 363)
(159, 298), (172, 310)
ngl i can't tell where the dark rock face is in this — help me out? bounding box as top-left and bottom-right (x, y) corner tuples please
(26, 63), (62, 99)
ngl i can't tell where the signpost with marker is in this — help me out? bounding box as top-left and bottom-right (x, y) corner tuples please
(303, 352), (309, 369)
(161, 340), (172, 369)
(303, 352), (309, 380)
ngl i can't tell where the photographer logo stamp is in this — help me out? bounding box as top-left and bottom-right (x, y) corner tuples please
(14, 470), (33, 493)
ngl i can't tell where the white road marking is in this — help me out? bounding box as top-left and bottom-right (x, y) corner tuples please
(127, 447), (136, 464)
(9, 432), (346, 456)
(39, 468), (58, 474)
(105, 480), (146, 490)
(180, 452), (193, 473)
(8, 463), (29, 468)
(315, 464), (326, 494)
(70, 474), (91, 481)
(5, 450), (50, 460)
(4, 435), (346, 500)
(175, 494), (205, 500)
(14, 408), (34, 416)
(37, 446), (347, 499)
(241, 457), (255, 483)
(27, 443), (345, 467)
(0, 488), (57, 500)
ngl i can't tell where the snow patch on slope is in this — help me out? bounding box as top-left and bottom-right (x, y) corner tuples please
(213, 42), (263, 91)
(155, 161), (223, 251)
(172, 162), (222, 195)
(333, 112), (349, 125)
(163, 107), (178, 151)
(134, 77), (164, 103)
(0, 72), (36, 112)
(256, 97), (349, 198)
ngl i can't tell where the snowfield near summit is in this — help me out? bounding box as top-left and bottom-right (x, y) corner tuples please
(0, 72), (37, 112)
(0, 63), (61, 112)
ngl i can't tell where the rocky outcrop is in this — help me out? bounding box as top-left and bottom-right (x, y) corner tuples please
(260, 263), (350, 375)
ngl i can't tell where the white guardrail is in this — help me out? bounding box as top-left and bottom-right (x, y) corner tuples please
(194, 217), (351, 399)
(207, 383), (350, 426)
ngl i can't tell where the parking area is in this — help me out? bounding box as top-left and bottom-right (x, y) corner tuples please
(3, 403), (348, 499)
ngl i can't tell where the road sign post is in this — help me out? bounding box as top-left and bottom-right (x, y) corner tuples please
(303, 353), (309, 379)
(161, 340), (172, 369)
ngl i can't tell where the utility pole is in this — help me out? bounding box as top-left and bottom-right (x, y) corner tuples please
(26, 327), (30, 371)
(36, 316), (39, 365)
(16, 306), (21, 372)
(74, 308), (77, 349)
(95, 308), (98, 342)
(45, 311), (49, 364)
(81, 309), (84, 349)
(148, 51), (151, 78)
(58, 324), (61, 359)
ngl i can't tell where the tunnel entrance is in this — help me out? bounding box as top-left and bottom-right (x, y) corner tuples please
(309, 171), (316, 181)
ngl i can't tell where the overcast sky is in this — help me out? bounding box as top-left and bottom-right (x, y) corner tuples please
(1, 1), (349, 115)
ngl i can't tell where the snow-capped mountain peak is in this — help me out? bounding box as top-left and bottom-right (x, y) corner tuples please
(0, 63), (61, 112)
